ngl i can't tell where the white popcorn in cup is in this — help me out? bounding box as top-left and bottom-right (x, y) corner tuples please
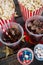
(18, 0), (43, 21)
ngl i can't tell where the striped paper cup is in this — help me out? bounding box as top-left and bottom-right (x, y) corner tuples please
(0, 14), (16, 31)
(19, 3), (43, 21)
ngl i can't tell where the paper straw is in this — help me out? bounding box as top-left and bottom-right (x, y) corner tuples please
(0, 19), (4, 30)
(3, 20), (8, 29)
(6, 20), (10, 28)
(0, 19), (4, 26)
(0, 23), (2, 30)
(5, 20), (9, 28)
(0, 19), (7, 31)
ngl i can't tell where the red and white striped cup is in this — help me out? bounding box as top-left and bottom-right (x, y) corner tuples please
(19, 3), (43, 21)
(0, 14), (16, 32)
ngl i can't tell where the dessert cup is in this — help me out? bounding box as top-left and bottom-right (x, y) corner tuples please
(0, 22), (24, 47)
(25, 15), (43, 44)
(17, 48), (34, 65)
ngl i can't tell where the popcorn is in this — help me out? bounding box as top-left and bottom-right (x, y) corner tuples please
(0, 0), (15, 20)
(18, 0), (43, 11)
(18, 0), (43, 20)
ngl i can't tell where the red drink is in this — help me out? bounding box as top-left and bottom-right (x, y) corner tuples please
(25, 15), (43, 44)
(0, 22), (24, 47)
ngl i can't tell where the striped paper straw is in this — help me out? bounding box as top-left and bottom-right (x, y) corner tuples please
(0, 19), (6, 32)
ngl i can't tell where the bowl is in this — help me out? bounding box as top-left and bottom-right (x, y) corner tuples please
(17, 48), (34, 65)
(34, 44), (43, 61)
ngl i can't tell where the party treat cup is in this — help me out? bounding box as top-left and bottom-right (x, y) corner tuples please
(0, 0), (16, 26)
(17, 48), (34, 65)
(0, 22), (24, 47)
(25, 15), (43, 44)
(18, 0), (43, 21)
(34, 44), (43, 61)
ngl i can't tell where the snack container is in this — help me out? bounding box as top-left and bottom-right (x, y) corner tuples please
(17, 48), (34, 65)
(0, 22), (24, 47)
(25, 15), (43, 44)
(18, 1), (43, 21)
(0, 0), (16, 28)
(34, 44), (43, 61)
